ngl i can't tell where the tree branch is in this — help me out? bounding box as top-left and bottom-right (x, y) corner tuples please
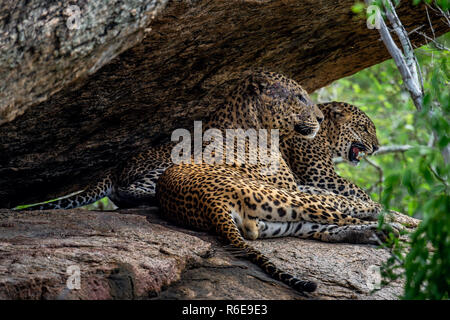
(373, 144), (414, 155)
(413, 30), (450, 51)
(431, 1), (450, 26)
(365, 158), (384, 199)
(383, 0), (424, 93)
(365, 0), (424, 110)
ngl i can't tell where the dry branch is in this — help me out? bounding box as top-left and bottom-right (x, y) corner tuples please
(366, 0), (424, 110)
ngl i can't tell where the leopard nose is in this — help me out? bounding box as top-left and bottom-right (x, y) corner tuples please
(372, 144), (379, 152)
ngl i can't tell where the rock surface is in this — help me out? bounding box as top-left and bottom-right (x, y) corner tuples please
(0, 208), (403, 299)
(0, 0), (168, 125)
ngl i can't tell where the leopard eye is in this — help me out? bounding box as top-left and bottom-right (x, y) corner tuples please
(297, 94), (307, 104)
(362, 125), (369, 133)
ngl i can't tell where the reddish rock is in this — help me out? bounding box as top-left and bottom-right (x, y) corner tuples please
(0, 208), (404, 299)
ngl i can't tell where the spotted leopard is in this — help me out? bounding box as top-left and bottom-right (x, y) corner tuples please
(15, 70), (321, 211)
(280, 102), (419, 228)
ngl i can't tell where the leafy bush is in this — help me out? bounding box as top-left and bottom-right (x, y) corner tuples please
(313, 31), (449, 299)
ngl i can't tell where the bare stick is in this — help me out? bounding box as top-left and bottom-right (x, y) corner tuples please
(432, 1), (450, 26)
(365, 0), (424, 110)
(425, 5), (436, 40)
(413, 30), (450, 51)
(365, 158), (384, 200)
(383, 0), (424, 92)
(373, 144), (413, 155)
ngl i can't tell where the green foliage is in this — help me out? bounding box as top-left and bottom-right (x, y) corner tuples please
(353, 0), (449, 25)
(313, 33), (449, 299)
(416, 0), (449, 11)
(82, 197), (117, 210)
(403, 194), (450, 299)
(351, 2), (366, 14)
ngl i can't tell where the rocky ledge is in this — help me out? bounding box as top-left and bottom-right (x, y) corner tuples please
(0, 208), (404, 299)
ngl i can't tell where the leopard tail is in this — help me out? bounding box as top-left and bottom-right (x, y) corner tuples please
(218, 213), (317, 293)
(15, 174), (114, 211)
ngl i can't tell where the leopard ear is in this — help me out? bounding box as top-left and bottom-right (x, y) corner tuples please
(329, 102), (350, 122)
(247, 74), (268, 95)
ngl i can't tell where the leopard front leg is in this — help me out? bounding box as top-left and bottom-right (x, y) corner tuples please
(321, 193), (382, 221)
(385, 210), (421, 229)
(257, 220), (401, 244)
(297, 183), (418, 228)
(296, 183), (382, 221)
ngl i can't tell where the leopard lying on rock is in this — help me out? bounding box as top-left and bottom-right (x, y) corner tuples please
(13, 70), (322, 211)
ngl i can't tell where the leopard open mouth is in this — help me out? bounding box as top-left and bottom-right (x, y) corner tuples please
(348, 142), (367, 163)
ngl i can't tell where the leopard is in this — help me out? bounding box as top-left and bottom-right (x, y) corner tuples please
(282, 101), (379, 201)
(280, 101), (420, 228)
(154, 71), (401, 293)
(15, 70), (322, 211)
(14, 78), (397, 220)
(14, 99), (402, 225)
(19, 100), (416, 228)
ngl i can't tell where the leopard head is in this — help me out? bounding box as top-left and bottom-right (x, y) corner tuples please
(244, 70), (323, 139)
(320, 102), (380, 165)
